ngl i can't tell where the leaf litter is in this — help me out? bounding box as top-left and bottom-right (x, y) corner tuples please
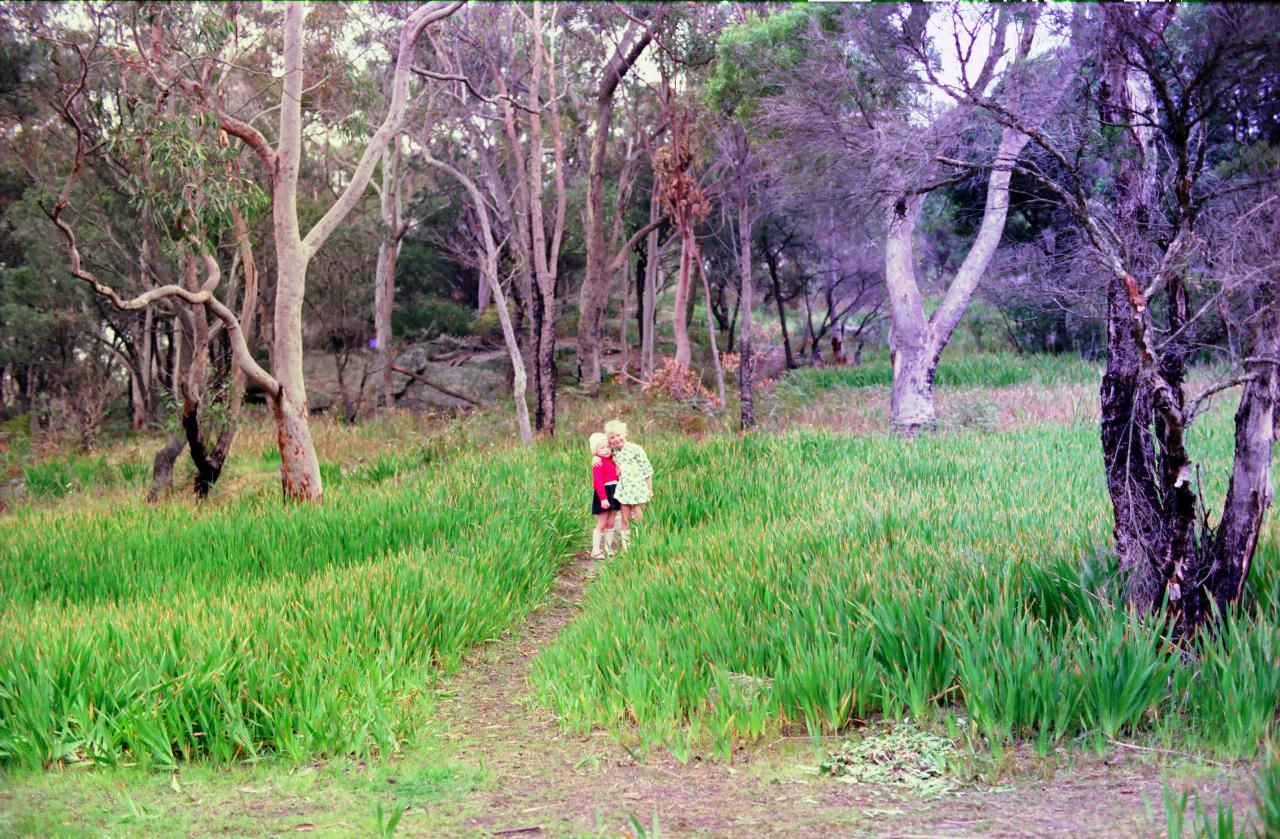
(817, 723), (959, 800)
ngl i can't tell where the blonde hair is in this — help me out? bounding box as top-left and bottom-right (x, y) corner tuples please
(603, 420), (628, 439)
(588, 432), (608, 453)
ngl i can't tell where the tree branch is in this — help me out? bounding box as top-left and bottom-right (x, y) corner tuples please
(303, 1), (465, 260)
(606, 217), (665, 276)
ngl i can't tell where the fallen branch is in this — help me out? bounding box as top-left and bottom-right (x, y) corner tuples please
(389, 364), (481, 406)
(492, 826), (543, 837)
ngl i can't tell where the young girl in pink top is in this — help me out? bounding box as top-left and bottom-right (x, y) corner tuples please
(588, 432), (619, 558)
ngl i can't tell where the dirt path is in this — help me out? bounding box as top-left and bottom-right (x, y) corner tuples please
(411, 555), (1254, 838)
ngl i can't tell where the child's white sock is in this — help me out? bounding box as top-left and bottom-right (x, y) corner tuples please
(620, 528), (631, 550)
(590, 528), (605, 558)
(603, 527), (617, 556)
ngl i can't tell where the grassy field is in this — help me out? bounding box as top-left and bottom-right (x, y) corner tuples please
(530, 415), (1280, 767)
(0, 445), (581, 770)
(0, 351), (1275, 836)
(780, 350), (1102, 391)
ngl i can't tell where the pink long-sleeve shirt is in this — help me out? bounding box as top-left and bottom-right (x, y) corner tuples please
(592, 455), (619, 501)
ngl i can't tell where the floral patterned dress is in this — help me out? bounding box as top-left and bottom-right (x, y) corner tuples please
(612, 442), (653, 505)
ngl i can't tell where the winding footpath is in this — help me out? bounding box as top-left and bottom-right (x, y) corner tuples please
(413, 553), (1244, 838)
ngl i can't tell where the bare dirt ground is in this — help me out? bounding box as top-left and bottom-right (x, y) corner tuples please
(401, 554), (1254, 839)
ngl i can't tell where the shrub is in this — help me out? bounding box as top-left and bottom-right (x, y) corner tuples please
(392, 299), (475, 340)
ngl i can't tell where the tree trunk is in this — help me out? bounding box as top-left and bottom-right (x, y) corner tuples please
(885, 195), (933, 432)
(641, 200), (659, 380)
(135, 306), (154, 428)
(534, 287), (557, 432)
(673, 233), (695, 368)
(620, 255), (631, 394)
(375, 142), (402, 410)
(422, 152), (532, 446)
(207, 200), (259, 476)
(147, 435), (186, 502)
(523, 1), (566, 435)
(763, 237), (796, 371)
(577, 22), (655, 394)
(271, 3), (324, 501)
(1200, 286), (1279, 623)
(883, 122), (1029, 434)
(127, 356), (147, 431)
(477, 269), (491, 314)
(738, 194), (755, 430)
(697, 246), (725, 406)
(1099, 286), (1165, 611)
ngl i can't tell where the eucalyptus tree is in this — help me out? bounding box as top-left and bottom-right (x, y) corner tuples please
(419, 1), (567, 433)
(728, 4), (1054, 433)
(41, 0), (462, 500)
(963, 3), (1280, 634)
(573, 4), (667, 395)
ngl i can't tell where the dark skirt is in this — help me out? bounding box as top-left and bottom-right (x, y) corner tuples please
(592, 483), (619, 515)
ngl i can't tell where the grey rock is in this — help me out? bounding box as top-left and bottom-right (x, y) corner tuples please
(307, 389), (333, 414)
(397, 360), (506, 411)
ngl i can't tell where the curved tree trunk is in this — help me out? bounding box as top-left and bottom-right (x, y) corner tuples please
(264, 1), (459, 496)
(1206, 307), (1279, 611)
(423, 152), (533, 446)
(885, 122), (1030, 434)
(147, 435), (186, 502)
(885, 195), (934, 433)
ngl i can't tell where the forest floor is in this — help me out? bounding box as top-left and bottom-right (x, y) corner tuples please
(2, 549), (1255, 838)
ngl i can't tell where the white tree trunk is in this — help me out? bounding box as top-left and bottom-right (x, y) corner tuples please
(883, 124), (1029, 435)
(884, 194), (933, 432)
(738, 191), (755, 430)
(375, 142), (402, 410)
(697, 247), (725, 405)
(423, 152), (532, 447)
(272, 3), (324, 500)
(268, 1), (460, 497)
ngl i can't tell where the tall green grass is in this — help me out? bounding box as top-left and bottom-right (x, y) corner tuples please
(784, 350), (1100, 391)
(0, 447), (582, 770)
(531, 417), (1280, 762)
(21, 454), (149, 500)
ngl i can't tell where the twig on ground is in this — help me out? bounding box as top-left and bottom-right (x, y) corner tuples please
(493, 825), (543, 836)
(1106, 739), (1230, 769)
(389, 364), (481, 406)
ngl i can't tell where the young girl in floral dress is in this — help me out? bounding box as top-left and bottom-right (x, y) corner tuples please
(604, 420), (652, 551)
(588, 432), (619, 559)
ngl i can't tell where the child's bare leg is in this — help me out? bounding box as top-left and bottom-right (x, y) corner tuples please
(619, 505), (633, 549)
